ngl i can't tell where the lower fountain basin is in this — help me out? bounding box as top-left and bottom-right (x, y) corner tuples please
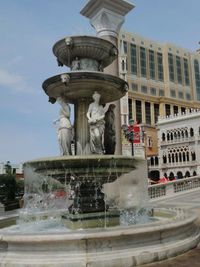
(42, 71), (128, 103)
(0, 207), (199, 266)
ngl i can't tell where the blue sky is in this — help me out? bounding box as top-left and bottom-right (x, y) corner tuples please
(0, 0), (199, 164)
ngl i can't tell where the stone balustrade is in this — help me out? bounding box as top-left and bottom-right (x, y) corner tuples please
(148, 175), (200, 200)
(158, 109), (200, 123)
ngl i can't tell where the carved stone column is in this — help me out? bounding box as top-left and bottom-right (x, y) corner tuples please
(81, 0), (135, 155)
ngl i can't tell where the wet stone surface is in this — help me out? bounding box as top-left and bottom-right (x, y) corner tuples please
(141, 243), (200, 267)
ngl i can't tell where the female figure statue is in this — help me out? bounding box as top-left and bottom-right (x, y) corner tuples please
(87, 91), (105, 154)
(54, 97), (72, 156)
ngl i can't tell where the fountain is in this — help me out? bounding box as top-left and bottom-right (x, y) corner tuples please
(0, 1), (199, 266)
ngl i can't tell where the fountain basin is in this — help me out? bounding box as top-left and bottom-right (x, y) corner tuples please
(42, 71), (128, 103)
(53, 35), (118, 69)
(23, 156), (147, 227)
(0, 207), (199, 266)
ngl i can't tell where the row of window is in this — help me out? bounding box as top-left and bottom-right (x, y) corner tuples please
(194, 60), (200, 101)
(131, 83), (165, 97)
(168, 53), (190, 86)
(131, 82), (191, 101)
(162, 151), (196, 164)
(121, 41), (164, 82)
(129, 100), (189, 125)
(161, 127), (195, 142)
(164, 170), (196, 179)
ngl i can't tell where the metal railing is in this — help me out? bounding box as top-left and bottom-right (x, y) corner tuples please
(148, 175), (200, 200)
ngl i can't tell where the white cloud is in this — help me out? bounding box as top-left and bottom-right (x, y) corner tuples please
(0, 68), (33, 93)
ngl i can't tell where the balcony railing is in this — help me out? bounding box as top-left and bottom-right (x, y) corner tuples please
(148, 175), (200, 200)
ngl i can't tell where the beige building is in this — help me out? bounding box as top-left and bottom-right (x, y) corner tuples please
(118, 30), (200, 166)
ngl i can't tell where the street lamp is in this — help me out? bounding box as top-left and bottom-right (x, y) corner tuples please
(122, 119), (134, 156)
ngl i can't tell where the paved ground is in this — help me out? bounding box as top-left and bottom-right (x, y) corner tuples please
(143, 189), (200, 267)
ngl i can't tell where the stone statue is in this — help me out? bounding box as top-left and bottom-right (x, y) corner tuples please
(71, 57), (80, 71)
(87, 91), (105, 154)
(54, 97), (72, 156)
(104, 104), (116, 154)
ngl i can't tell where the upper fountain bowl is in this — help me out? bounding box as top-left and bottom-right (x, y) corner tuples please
(53, 35), (118, 69)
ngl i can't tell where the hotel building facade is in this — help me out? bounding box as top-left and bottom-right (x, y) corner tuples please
(118, 31), (200, 178)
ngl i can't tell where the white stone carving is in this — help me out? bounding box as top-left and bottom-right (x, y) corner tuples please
(87, 91), (105, 154)
(54, 97), (72, 156)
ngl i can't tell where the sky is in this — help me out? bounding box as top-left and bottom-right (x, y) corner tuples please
(0, 0), (199, 164)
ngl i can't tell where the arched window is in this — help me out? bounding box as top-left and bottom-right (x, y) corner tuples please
(177, 131), (181, 139)
(177, 171), (183, 179)
(150, 157), (154, 166)
(172, 154), (175, 163)
(186, 151), (189, 161)
(191, 152), (196, 161)
(170, 132), (173, 140)
(175, 153), (178, 162)
(194, 59), (200, 101)
(185, 171), (190, 178)
(167, 133), (170, 141)
(162, 133), (166, 141)
(181, 130), (184, 138)
(179, 152), (182, 162)
(168, 154), (171, 163)
(174, 132), (177, 139)
(193, 171), (197, 176)
(190, 128), (194, 137)
(183, 152), (186, 162)
(155, 157), (159, 165)
(185, 130), (188, 138)
(163, 155), (167, 164)
(169, 172), (175, 181)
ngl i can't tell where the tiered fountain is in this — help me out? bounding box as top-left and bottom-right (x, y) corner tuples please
(0, 1), (199, 266)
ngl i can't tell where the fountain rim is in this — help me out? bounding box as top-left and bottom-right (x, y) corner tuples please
(24, 154), (137, 165)
(0, 208), (197, 241)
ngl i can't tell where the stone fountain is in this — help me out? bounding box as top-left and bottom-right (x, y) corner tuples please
(0, 1), (199, 266)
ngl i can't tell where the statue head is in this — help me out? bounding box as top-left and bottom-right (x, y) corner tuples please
(108, 104), (116, 110)
(92, 91), (101, 102)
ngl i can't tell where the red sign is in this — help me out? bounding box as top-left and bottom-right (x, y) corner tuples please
(128, 124), (141, 144)
(133, 125), (140, 144)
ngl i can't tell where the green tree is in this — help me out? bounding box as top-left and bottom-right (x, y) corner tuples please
(4, 161), (12, 175)
(0, 174), (17, 202)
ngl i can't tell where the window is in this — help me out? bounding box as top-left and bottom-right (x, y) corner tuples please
(149, 50), (155, 79)
(154, 104), (159, 123)
(141, 85), (147, 94)
(194, 59), (200, 100)
(184, 58), (190, 86)
(140, 47), (147, 77)
(170, 89), (176, 98)
(173, 106), (178, 115)
(136, 100), (142, 123)
(128, 98), (133, 121)
(150, 87), (156, 96)
(159, 89), (164, 96)
(157, 52), (164, 81)
(186, 93), (191, 100)
(168, 53), (175, 82)
(165, 104), (171, 116)
(176, 56), (182, 84)
(130, 44), (137, 75)
(123, 41), (127, 54)
(181, 107), (186, 114)
(178, 91), (183, 99)
(145, 102), (151, 124)
(131, 83), (138, 91)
